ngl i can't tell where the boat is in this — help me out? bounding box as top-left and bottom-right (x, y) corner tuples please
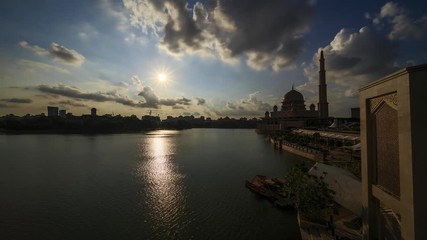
(246, 175), (295, 209)
(245, 175), (275, 199)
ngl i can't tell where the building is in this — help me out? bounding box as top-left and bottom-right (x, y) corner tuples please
(59, 109), (66, 118)
(265, 84), (319, 128)
(359, 63), (427, 239)
(257, 50), (330, 133)
(318, 50), (329, 119)
(351, 108), (360, 119)
(141, 115), (161, 123)
(47, 106), (58, 117)
(91, 108), (97, 117)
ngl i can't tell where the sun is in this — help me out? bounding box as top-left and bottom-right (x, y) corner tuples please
(151, 66), (174, 86)
(158, 73), (167, 82)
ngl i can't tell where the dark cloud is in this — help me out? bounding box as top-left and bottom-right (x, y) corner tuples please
(37, 84), (144, 108)
(124, 0), (314, 70)
(50, 43), (85, 65)
(161, 97), (191, 106)
(299, 26), (399, 116)
(138, 86), (193, 108)
(38, 84), (110, 102)
(1, 98), (32, 103)
(19, 41), (85, 66)
(160, 0), (205, 54)
(325, 27), (398, 79)
(217, 1), (313, 70)
(138, 86), (159, 108)
(196, 97), (206, 105)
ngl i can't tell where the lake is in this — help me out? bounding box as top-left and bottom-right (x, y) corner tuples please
(0, 129), (306, 239)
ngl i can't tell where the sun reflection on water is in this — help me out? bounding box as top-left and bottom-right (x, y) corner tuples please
(136, 130), (185, 235)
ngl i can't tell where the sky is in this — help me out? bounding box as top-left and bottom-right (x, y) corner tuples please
(0, 0), (426, 119)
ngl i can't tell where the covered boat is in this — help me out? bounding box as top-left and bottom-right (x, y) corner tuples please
(246, 175), (294, 208)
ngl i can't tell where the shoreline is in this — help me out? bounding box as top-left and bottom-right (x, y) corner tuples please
(270, 137), (321, 162)
(0, 127), (256, 135)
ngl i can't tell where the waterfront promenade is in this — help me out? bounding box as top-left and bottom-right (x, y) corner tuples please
(269, 129), (362, 240)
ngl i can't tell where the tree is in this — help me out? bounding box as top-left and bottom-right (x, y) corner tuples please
(283, 164), (336, 221)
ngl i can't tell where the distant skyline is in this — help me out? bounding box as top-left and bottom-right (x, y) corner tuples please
(1, 0), (426, 118)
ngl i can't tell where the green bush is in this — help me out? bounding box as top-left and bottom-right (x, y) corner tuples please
(283, 164), (337, 220)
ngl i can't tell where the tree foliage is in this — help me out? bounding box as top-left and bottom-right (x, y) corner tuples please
(283, 164), (336, 220)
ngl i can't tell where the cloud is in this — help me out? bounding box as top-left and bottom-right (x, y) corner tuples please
(18, 41), (49, 56)
(123, 0), (314, 71)
(380, 2), (402, 18)
(1, 98), (32, 103)
(137, 86), (192, 108)
(374, 2), (427, 40)
(17, 59), (69, 74)
(196, 97), (206, 105)
(112, 81), (129, 88)
(388, 15), (427, 40)
(37, 84), (146, 108)
(38, 84), (109, 102)
(100, 0), (129, 31)
(19, 41), (85, 66)
(49, 43), (85, 66)
(226, 102), (237, 110)
(200, 92), (271, 118)
(131, 75), (144, 90)
(137, 86), (159, 107)
(241, 92), (272, 110)
(54, 100), (88, 108)
(299, 26), (399, 116)
(160, 97), (191, 106)
(0, 103), (13, 108)
(124, 33), (148, 45)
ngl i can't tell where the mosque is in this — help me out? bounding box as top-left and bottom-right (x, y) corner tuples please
(257, 50), (330, 133)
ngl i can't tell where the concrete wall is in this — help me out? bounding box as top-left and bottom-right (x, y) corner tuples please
(359, 64), (427, 240)
(281, 142), (322, 161)
(409, 68), (427, 239)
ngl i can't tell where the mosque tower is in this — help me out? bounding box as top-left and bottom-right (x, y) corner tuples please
(318, 50), (329, 118)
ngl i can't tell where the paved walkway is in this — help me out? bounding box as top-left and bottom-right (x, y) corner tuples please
(298, 208), (362, 240)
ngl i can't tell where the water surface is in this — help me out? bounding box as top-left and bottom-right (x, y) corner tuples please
(0, 129), (306, 239)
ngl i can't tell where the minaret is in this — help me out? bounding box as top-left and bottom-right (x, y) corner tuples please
(318, 50), (329, 118)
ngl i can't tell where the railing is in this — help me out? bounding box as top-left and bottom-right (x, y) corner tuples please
(282, 141), (323, 155)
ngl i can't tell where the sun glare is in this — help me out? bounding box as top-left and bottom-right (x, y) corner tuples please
(151, 66), (174, 87)
(158, 73), (167, 82)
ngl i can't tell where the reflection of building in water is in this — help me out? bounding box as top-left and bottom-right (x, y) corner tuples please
(359, 64), (427, 239)
(257, 50), (330, 133)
